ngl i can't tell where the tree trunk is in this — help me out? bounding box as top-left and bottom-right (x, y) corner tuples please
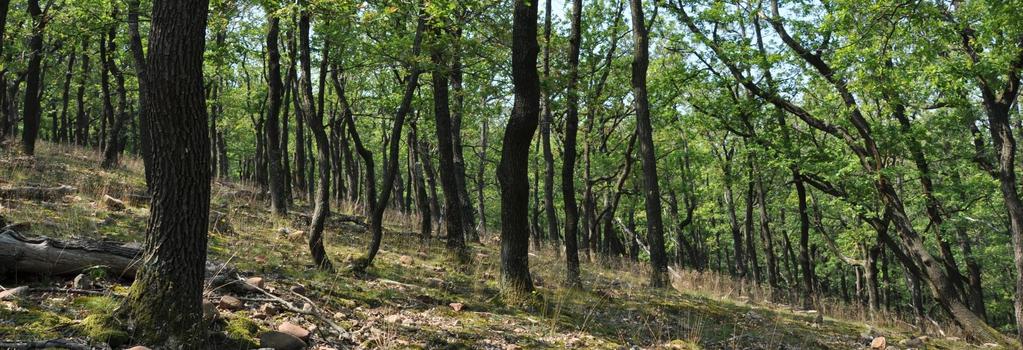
(265, 12), (288, 216)
(103, 8), (131, 169)
(794, 174), (814, 308)
(124, 0), (211, 346)
(57, 49), (76, 144)
(477, 118), (489, 236)
(448, 26), (478, 243)
(560, 0), (583, 286)
(297, 2), (332, 270)
(410, 125), (432, 239)
(21, 0), (44, 155)
(75, 39), (91, 147)
(629, 0), (668, 288)
(354, 12), (425, 272)
(430, 30), (466, 257)
(755, 174), (778, 288)
(498, 0), (540, 295)
(540, 0), (559, 253)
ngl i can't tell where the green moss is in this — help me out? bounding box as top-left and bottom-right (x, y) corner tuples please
(79, 313), (129, 347)
(0, 305), (74, 339)
(224, 313), (261, 348)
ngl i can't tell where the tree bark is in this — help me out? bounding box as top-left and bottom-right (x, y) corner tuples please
(103, 7), (131, 169)
(561, 0), (583, 287)
(431, 32), (467, 257)
(498, 0), (540, 295)
(540, 0), (559, 252)
(297, 1), (332, 270)
(448, 26), (478, 244)
(124, 0), (211, 346)
(75, 39), (91, 147)
(21, 0), (44, 155)
(265, 12), (288, 216)
(57, 49), (75, 144)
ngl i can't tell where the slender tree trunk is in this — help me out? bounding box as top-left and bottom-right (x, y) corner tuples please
(477, 118), (488, 236)
(499, 0), (540, 294)
(126, 0), (151, 187)
(75, 40), (91, 147)
(744, 175), (760, 283)
(99, 33), (112, 152)
(265, 12), (288, 216)
(21, 0), (44, 155)
(354, 11), (425, 272)
(410, 124), (432, 238)
(755, 174), (778, 288)
(794, 174), (814, 308)
(103, 8), (131, 169)
(560, 0), (583, 286)
(124, 0), (211, 346)
(430, 30), (466, 257)
(449, 26), (478, 243)
(291, 19), (307, 201)
(57, 49), (76, 144)
(297, 2), (332, 270)
(536, 0), (560, 253)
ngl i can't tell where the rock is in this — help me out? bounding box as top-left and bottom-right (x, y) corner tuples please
(102, 195), (126, 211)
(219, 295), (243, 310)
(203, 300), (219, 320)
(981, 344), (999, 348)
(885, 347), (900, 350)
(290, 285), (306, 294)
(399, 255), (413, 265)
(0, 286), (29, 300)
(449, 302), (464, 312)
(899, 337), (924, 347)
(259, 331), (307, 350)
(871, 336), (887, 349)
(72, 273), (93, 289)
(279, 321), (311, 341)
(260, 303), (279, 317)
(246, 276), (265, 289)
(126, 346), (152, 350)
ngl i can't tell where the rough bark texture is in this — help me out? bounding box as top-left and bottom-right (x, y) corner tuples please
(561, 0), (583, 287)
(75, 40), (91, 147)
(449, 26), (478, 243)
(629, 0), (668, 288)
(297, 2), (332, 270)
(499, 0), (539, 295)
(265, 13), (288, 216)
(431, 33), (467, 256)
(124, 0), (211, 347)
(540, 0), (559, 252)
(21, 0), (44, 155)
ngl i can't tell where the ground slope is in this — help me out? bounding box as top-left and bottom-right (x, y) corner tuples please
(0, 143), (983, 349)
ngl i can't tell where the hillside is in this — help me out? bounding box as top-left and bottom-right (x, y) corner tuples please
(0, 144), (985, 349)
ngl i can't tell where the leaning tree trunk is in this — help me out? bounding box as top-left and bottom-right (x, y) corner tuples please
(353, 12), (425, 272)
(498, 0), (540, 295)
(21, 0), (44, 156)
(124, 0), (211, 346)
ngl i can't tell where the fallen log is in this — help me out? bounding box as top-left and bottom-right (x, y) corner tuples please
(0, 185), (76, 201)
(0, 229), (141, 278)
(0, 230), (251, 291)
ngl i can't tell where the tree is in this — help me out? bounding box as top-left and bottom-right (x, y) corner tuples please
(123, 0), (211, 346)
(629, 0), (668, 288)
(297, 0), (332, 270)
(561, 0), (583, 287)
(430, 26), (467, 257)
(21, 0), (44, 155)
(498, 0), (540, 295)
(264, 5), (288, 216)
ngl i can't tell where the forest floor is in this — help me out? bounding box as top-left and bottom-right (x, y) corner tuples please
(0, 143), (991, 349)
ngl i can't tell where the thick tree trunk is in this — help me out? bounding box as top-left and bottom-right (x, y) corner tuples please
(265, 13), (288, 216)
(21, 0), (44, 155)
(124, 0), (211, 346)
(498, 0), (540, 295)
(430, 31), (466, 256)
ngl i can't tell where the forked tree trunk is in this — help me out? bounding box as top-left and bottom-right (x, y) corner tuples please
(297, 2), (332, 270)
